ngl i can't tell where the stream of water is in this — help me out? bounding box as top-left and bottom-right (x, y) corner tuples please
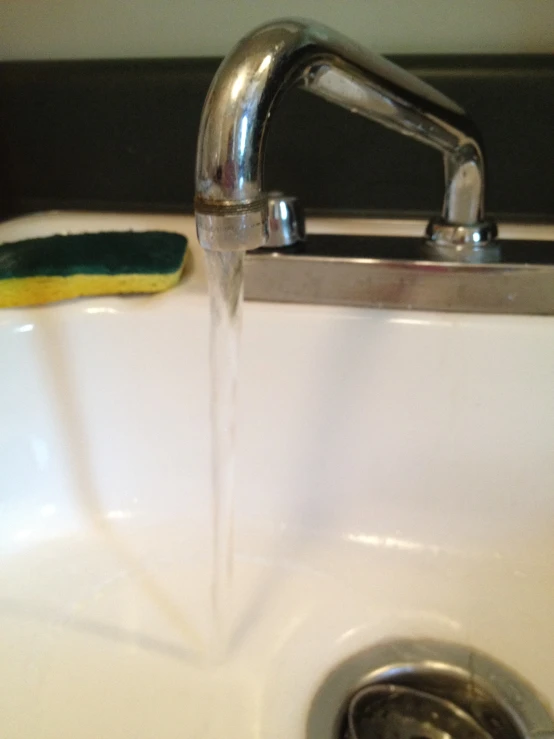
(204, 249), (245, 656)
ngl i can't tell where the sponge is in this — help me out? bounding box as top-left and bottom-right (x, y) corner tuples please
(0, 230), (188, 308)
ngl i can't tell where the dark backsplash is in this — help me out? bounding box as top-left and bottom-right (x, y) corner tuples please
(0, 55), (553, 221)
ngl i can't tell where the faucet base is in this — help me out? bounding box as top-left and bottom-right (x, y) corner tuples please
(425, 218), (499, 264)
(243, 223), (554, 315)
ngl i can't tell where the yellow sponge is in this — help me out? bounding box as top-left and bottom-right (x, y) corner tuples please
(0, 230), (188, 308)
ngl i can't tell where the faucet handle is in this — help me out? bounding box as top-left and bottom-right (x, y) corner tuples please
(266, 193), (306, 248)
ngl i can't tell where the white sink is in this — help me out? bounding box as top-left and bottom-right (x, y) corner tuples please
(0, 211), (553, 738)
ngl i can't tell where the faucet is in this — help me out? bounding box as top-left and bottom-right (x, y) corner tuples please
(195, 18), (497, 262)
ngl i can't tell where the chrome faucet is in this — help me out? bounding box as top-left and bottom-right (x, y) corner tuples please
(195, 19), (497, 261)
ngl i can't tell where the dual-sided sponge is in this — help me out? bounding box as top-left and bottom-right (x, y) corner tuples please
(0, 230), (188, 308)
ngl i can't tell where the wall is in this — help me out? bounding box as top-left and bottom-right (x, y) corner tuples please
(0, 0), (552, 60)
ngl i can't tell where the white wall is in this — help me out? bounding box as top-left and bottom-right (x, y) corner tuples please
(1, 0), (552, 60)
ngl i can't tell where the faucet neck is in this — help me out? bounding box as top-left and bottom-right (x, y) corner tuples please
(195, 19), (494, 255)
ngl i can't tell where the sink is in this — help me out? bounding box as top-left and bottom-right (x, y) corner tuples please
(0, 211), (553, 737)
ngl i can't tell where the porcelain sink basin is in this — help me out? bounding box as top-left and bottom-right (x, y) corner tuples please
(0, 211), (553, 738)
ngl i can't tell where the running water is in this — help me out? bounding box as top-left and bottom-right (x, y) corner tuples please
(204, 249), (245, 657)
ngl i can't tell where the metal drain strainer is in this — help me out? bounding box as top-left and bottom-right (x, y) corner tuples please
(347, 684), (494, 739)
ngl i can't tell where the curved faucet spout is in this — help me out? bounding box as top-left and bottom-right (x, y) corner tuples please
(195, 18), (493, 255)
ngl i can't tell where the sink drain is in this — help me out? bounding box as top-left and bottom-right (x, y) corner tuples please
(306, 639), (554, 739)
